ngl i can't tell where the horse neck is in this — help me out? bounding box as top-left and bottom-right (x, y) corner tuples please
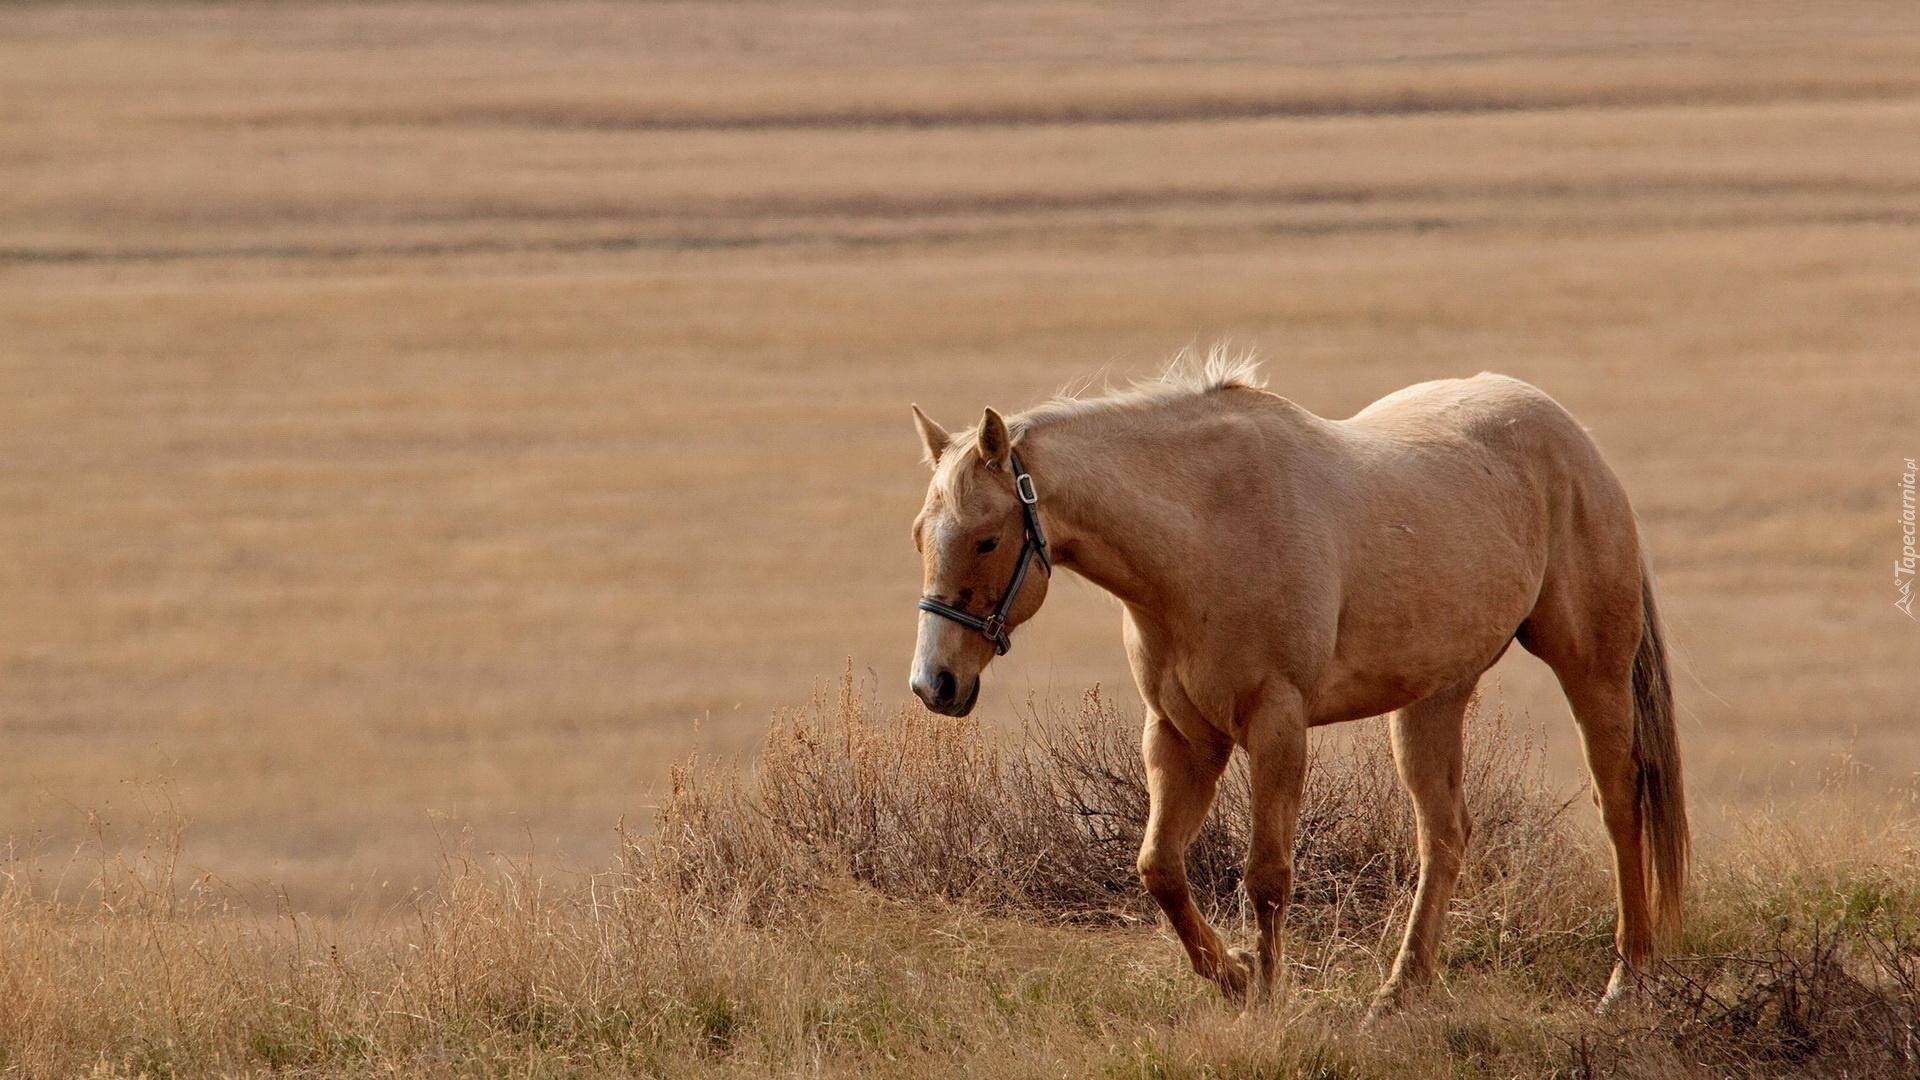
(1021, 411), (1214, 616)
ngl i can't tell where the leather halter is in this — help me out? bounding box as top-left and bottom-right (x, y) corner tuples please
(916, 449), (1051, 656)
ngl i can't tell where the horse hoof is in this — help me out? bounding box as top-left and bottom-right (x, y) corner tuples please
(1596, 982), (1638, 1015)
(1226, 947), (1262, 1005)
(1214, 948), (1255, 1003)
(1363, 981), (1413, 1027)
(1595, 964), (1643, 1015)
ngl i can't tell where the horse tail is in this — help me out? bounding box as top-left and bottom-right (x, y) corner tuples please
(1632, 559), (1689, 943)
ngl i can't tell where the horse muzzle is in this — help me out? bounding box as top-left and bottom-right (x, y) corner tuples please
(911, 667), (981, 717)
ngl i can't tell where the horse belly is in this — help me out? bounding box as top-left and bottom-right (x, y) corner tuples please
(1306, 527), (1542, 725)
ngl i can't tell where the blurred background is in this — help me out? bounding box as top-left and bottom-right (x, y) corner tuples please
(2, 1), (1916, 911)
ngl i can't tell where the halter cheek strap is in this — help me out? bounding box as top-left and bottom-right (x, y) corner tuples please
(916, 449), (1051, 656)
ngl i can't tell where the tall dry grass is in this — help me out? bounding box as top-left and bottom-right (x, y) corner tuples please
(4, 674), (1917, 1076)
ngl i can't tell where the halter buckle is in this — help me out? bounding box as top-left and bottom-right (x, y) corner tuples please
(1015, 472), (1038, 505)
(980, 613), (1011, 655)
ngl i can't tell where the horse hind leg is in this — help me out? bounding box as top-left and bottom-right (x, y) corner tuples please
(1368, 677), (1476, 1020)
(1557, 662), (1655, 1008)
(1519, 578), (1663, 1009)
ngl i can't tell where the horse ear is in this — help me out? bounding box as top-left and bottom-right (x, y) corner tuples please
(976, 408), (1011, 471)
(911, 404), (950, 467)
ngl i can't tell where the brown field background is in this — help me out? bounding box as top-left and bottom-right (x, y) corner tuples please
(2, 1), (1918, 912)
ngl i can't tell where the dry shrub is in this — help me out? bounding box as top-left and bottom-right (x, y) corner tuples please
(643, 666), (1601, 963)
(1644, 924), (1920, 1076)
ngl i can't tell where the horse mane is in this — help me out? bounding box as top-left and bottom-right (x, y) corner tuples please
(931, 345), (1265, 502)
(1020, 343), (1265, 433)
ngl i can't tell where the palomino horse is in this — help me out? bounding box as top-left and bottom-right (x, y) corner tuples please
(907, 355), (1686, 1014)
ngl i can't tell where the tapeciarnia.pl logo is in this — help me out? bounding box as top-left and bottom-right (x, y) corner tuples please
(1899, 457), (1917, 620)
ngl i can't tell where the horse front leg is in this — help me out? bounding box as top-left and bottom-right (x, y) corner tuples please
(1368, 678), (1475, 1021)
(1241, 692), (1308, 1004)
(1136, 713), (1244, 998)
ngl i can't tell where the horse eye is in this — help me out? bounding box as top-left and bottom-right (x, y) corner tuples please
(976, 537), (999, 554)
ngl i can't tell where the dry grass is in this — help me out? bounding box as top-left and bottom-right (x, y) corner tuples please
(3, 681), (1918, 1077)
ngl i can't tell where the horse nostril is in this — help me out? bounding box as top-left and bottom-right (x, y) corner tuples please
(935, 669), (956, 703)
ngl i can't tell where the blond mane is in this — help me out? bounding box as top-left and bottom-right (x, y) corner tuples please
(932, 345), (1265, 502)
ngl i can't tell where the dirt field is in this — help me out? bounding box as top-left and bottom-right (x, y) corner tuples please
(3, 1), (1918, 912)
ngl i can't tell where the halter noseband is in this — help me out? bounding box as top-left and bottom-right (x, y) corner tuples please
(916, 449), (1051, 656)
